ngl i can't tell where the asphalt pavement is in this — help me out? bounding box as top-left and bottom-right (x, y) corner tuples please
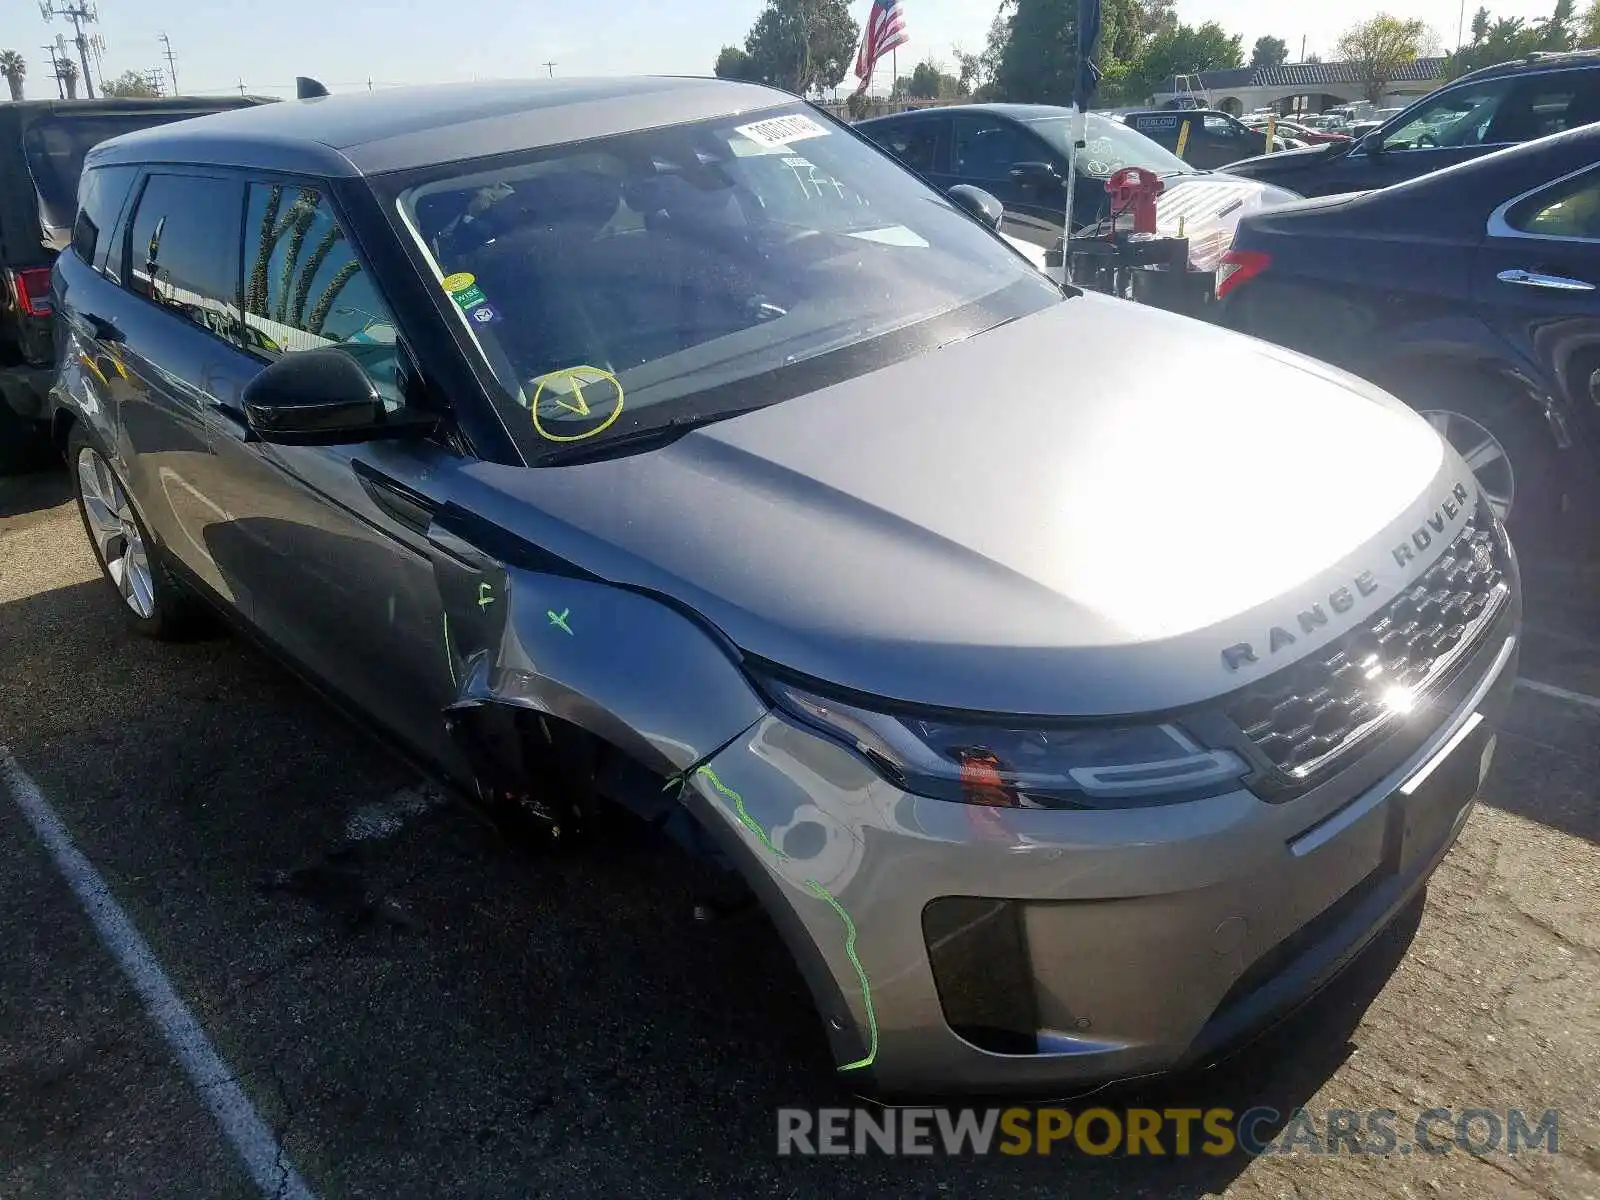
(1, 465), (1597, 1199)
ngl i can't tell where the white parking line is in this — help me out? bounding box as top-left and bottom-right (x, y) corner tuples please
(0, 749), (317, 1200)
(1515, 677), (1600, 714)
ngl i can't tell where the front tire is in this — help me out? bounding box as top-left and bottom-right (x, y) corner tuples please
(68, 426), (201, 639)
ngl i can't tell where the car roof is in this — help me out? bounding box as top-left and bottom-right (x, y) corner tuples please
(858, 103), (1077, 127)
(1455, 47), (1600, 84)
(83, 77), (795, 179)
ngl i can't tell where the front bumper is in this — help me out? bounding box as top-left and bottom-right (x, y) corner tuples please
(682, 602), (1520, 1098)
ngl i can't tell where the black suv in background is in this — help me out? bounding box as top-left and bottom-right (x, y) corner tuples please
(0, 96), (266, 472)
(1222, 51), (1600, 196)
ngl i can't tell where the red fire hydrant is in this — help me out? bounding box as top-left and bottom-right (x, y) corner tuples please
(1104, 166), (1165, 235)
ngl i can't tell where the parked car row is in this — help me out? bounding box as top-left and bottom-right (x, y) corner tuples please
(13, 75), (1523, 1099)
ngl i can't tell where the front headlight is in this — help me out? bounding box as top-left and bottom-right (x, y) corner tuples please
(768, 681), (1248, 810)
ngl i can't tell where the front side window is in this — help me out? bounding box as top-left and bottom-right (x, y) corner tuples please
(241, 183), (401, 408)
(952, 116), (1046, 178)
(384, 103), (1059, 461)
(1380, 78), (1521, 151)
(125, 173), (244, 342)
(1506, 167), (1600, 239)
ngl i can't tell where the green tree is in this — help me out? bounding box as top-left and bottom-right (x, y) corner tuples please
(895, 59), (962, 99)
(1445, 2), (1573, 77)
(0, 50), (25, 102)
(994, 0), (1078, 103)
(713, 45), (758, 81)
(1121, 21), (1243, 103)
(101, 70), (160, 98)
(1251, 35), (1289, 67)
(731, 0), (860, 95)
(55, 56), (78, 99)
(1336, 14), (1433, 102)
(1582, 0), (1600, 44)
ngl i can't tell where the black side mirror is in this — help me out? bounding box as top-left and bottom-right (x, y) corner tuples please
(948, 184), (1004, 231)
(242, 348), (430, 445)
(1358, 132), (1383, 154)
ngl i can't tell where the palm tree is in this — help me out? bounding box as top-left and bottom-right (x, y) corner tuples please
(306, 260), (362, 336)
(0, 50), (26, 102)
(55, 56), (78, 100)
(289, 225), (345, 327)
(272, 189), (320, 323)
(246, 186), (283, 316)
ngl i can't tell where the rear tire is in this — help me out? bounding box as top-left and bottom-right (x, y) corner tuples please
(68, 425), (204, 640)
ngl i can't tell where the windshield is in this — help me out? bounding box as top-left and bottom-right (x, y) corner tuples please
(387, 103), (1061, 460)
(1028, 113), (1196, 178)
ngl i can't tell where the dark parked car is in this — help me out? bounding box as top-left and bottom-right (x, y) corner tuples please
(0, 95), (267, 472)
(1221, 50), (1600, 197)
(856, 102), (1300, 267)
(52, 78), (1519, 1097)
(1124, 108), (1282, 169)
(1215, 121), (1600, 535)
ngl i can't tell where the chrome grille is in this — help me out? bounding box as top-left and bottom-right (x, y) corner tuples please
(1225, 510), (1509, 785)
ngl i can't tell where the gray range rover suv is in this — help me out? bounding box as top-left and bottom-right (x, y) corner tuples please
(51, 78), (1520, 1097)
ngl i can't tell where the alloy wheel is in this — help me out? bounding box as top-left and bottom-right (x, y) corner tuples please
(77, 446), (157, 619)
(1419, 409), (1514, 522)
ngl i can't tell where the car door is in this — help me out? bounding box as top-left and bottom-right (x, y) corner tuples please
(1474, 162), (1600, 456)
(197, 178), (471, 774)
(948, 113), (1065, 248)
(108, 169), (262, 608)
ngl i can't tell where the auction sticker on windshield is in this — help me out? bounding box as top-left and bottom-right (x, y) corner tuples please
(734, 113), (831, 149)
(529, 365), (625, 442)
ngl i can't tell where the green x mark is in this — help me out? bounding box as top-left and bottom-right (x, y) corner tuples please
(548, 608), (572, 635)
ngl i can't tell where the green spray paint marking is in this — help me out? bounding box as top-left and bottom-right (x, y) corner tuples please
(548, 608), (572, 635)
(477, 582), (495, 609)
(695, 766), (878, 1071)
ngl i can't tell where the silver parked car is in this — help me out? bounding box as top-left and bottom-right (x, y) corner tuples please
(51, 78), (1520, 1096)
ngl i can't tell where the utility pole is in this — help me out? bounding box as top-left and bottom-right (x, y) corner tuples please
(237, 78), (246, 96)
(542, 60), (556, 77)
(158, 32), (178, 95)
(1300, 34), (1306, 63)
(39, 1), (99, 99)
(42, 44), (64, 97)
(1457, 0), (1467, 49)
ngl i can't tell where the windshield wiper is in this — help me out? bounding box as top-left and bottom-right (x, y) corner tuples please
(536, 403), (775, 467)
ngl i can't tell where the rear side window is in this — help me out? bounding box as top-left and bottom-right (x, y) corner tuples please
(71, 165), (139, 272)
(951, 116), (1044, 178)
(869, 119), (943, 173)
(125, 173), (245, 342)
(1506, 166), (1600, 240)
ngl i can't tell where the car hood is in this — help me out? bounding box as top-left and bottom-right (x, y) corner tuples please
(463, 295), (1467, 716)
(1222, 142), (1344, 175)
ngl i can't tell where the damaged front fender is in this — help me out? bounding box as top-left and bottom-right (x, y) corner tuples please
(426, 503), (769, 783)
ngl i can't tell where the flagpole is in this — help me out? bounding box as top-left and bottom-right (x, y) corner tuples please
(1062, 108), (1082, 284)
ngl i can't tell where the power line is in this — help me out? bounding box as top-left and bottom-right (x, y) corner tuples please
(159, 32), (178, 95)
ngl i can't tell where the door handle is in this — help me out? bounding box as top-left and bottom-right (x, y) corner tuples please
(1496, 268), (1596, 292)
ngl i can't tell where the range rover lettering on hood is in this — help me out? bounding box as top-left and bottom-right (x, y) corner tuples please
(1221, 480), (1473, 673)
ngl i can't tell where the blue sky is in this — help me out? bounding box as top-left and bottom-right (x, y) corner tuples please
(1, 0), (1569, 100)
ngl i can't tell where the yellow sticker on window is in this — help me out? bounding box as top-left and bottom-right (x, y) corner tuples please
(441, 272), (476, 294)
(530, 366), (625, 443)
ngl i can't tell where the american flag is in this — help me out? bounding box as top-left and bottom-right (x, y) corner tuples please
(854, 0), (908, 92)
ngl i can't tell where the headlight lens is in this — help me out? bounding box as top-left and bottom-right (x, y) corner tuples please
(770, 681), (1248, 809)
